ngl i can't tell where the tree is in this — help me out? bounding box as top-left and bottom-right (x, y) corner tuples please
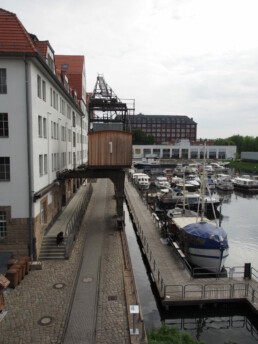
(132, 129), (155, 145)
(212, 135), (258, 154)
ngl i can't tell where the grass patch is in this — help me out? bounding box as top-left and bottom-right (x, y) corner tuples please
(229, 160), (258, 173)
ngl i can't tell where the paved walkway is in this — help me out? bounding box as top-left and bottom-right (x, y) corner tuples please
(0, 179), (130, 344)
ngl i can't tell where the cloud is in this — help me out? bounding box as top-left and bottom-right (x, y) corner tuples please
(2, 0), (258, 138)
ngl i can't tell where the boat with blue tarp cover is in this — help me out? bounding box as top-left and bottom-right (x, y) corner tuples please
(181, 221), (229, 271)
(167, 143), (229, 272)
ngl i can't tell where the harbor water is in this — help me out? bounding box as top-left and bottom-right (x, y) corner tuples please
(125, 188), (258, 343)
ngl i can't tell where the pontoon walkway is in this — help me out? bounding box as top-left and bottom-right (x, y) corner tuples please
(125, 176), (258, 312)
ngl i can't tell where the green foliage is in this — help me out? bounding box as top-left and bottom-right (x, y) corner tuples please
(229, 160), (258, 172)
(132, 129), (155, 145)
(211, 135), (258, 154)
(147, 324), (205, 344)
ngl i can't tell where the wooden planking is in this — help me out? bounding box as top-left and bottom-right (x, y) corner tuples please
(88, 130), (132, 167)
(125, 177), (258, 311)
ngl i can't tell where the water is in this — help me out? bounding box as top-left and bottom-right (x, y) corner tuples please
(124, 189), (258, 343)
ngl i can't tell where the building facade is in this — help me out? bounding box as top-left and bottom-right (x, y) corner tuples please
(133, 140), (236, 160)
(241, 152), (258, 162)
(0, 9), (89, 259)
(129, 114), (197, 144)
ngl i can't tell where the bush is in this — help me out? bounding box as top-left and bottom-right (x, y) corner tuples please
(147, 324), (205, 344)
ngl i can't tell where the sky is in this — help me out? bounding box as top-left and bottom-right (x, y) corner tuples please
(2, 0), (258, 139)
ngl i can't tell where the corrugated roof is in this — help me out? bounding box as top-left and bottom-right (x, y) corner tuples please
(0, 8), (37, 53)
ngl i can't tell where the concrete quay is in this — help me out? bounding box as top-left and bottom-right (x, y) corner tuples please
(0, 179), (146, 344)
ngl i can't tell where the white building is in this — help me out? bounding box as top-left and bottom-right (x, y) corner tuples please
(0, 9), (88, 259)
(133, 140), (237, 160)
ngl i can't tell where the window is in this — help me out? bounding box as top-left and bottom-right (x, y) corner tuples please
(55, 93), (58, 111)
(47, 55), (55, 72)
(53, 90), (58, 110)
(44, 154), (47, 174)
(61, 152), (66, 168)
(68, 129), (72, 142)
(50, 88), (53, 106)
(0, 113), (8, 137)
(67, 105), (71, 119)
(0, 157), (10, 181)
(39, 155), (43, 176)
(37, 75), (41, 98)
(42, 80), (46, 101)
(0, 211), (7, 239)
(61, 126), (65, 141)
(43, 118), (47, 138)
(72, 112), (76, 127)
(73, 132), (76, 147)
(60, 99), (65, 115)
(0, 69), (7, 94)
(38, 116), (42, 137)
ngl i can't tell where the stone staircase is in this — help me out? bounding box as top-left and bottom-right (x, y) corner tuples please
(39, 236), (67, 260)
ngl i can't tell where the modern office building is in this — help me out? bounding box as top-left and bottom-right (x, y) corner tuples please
(0, 8), (89, 259)
(133, 140), (237, 160)
(129, 114), (197, 144)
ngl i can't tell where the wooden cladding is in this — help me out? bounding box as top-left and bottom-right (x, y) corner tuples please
(88, 130), (132, 168)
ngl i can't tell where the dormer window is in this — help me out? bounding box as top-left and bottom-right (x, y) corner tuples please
(47, 54), (55, 72)
(61, 64), (68, 71)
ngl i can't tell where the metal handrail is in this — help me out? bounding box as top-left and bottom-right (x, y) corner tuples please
(125, 180), (258, 308)
(125, 187), (166, 294)
(251, 267), (258, 281)
(65, 184), (93, 258)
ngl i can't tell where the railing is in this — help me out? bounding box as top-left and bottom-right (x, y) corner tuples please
(125, 178), (258, 309)
(65, 183), (93, 258)
(167, 316), (258, 341)
(125, 187), (166, 295)
(164, 282), (258, 304)
(251, 267), (258, 282)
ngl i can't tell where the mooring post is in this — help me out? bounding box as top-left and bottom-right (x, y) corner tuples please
(130, 305), (139, 336)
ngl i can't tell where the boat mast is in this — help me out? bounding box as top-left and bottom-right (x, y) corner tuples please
(201, 143), (206, 222)
(182, 169), (186, 214)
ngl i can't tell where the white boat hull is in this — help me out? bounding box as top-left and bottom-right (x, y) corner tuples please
(187, 247), (229, 272)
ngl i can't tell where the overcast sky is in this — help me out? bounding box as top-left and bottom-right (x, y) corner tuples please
(2, 0), (258, 138)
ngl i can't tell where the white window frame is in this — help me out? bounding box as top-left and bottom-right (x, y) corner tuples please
(39, 154), (43, 176)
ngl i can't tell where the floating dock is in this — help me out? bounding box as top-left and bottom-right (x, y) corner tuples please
(125, 177), (258, 312)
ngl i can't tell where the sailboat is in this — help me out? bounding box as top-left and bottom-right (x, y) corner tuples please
(168, 144), (229, 272)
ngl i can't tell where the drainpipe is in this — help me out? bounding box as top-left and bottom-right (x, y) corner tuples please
(24, 57), (34, 261)
(81, 115), (83, 164)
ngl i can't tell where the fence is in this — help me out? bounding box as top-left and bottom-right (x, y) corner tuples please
(65, 183), (93, 258)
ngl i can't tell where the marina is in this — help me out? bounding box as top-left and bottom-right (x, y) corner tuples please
(125, 176), (258, 312)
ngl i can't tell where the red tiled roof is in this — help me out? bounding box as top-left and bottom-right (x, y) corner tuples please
(55, 55), (85, 100)
(34, 40), (48, 58)
(0, 8), (37, 53)
(55, 55), (84, 74)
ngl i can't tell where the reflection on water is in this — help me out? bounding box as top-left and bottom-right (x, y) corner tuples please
(125, 187), (258, 343)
